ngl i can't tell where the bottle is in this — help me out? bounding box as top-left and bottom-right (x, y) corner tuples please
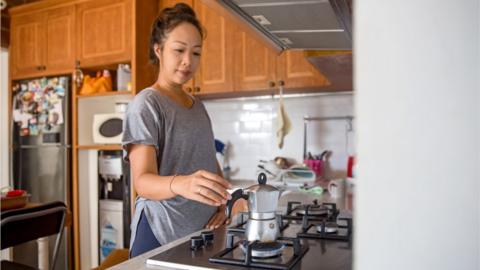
(117, 64), (131, 91)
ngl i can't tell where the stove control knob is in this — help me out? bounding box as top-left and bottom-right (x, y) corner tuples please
(201, 230), (214, 244)
(190, 236), (204, 250)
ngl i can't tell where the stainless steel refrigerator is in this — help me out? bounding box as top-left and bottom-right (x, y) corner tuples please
(11, 76), (71, 270)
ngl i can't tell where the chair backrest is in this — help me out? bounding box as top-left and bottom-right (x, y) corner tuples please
(1, 201), (66, 270)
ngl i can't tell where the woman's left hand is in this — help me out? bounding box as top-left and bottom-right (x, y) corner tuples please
(205, 205), (230, 229)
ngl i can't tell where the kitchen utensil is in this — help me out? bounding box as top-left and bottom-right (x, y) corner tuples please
(281, 166), (316, 187)
(257, 165), (276, 177)
(299, 185), (324, 195)
(274, 156), (289, 169)
(328, 179), (346, 198)
(276, 81), (291, 149)
(319, 150), (329, 160)
(117, 64), (131, 91)
(303, 159), (323, 178)
(225, 173), (281, 242)
(258, 160), (281, 177)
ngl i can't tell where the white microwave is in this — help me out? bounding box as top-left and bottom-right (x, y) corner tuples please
(92, 113), (124, 144)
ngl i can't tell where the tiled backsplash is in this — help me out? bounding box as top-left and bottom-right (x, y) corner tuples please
(203, 92), (355, 180)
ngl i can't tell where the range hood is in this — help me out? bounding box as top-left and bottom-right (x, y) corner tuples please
(212, 0), (352, 51)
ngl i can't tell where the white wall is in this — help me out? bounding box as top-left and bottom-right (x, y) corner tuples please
(203, 93), (354, 180)
(1, 48), (9, 188)
(355, 1), (479, 270)
(0, 49), (10, 260)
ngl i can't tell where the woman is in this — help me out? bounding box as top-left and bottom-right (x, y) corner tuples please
(122, 3), (232, 257)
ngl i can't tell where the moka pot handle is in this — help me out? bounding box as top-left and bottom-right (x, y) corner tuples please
(225, 189), (249, 219)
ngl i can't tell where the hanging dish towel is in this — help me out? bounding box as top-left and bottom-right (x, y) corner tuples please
(276, 84), (292, 149)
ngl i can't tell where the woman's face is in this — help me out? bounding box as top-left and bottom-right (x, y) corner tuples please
(156, 22), (202, 86)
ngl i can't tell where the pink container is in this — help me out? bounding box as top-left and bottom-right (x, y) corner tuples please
(304, 159), (323, 178)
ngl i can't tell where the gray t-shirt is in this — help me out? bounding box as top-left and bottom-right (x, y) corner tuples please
(122, 88), (217, 247)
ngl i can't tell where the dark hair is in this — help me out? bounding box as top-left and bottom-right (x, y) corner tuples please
(149, 3), (205, 65)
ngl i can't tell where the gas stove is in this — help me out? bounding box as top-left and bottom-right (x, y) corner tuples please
(282, 200), (352, 242)
(146, 201), (352, 270)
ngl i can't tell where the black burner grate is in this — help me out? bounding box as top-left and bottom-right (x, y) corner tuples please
(209, 234), (309, 270)
(297, 217), (352, 241)
(283, 200), (340, 222)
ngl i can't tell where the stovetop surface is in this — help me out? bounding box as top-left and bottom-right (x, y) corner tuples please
(147, 219), (352, 270)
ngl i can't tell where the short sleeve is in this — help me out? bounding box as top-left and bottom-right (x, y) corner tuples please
(122, 94), (161, 163)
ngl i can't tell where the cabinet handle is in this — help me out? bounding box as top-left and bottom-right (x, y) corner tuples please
(42, 66), (47, 70)
(186, 87), (193, 93)
(278, 80), (285, 86)
(194, 87), (200, 93)
(268, 81), (276, 88)
(37, 66), (42, 71)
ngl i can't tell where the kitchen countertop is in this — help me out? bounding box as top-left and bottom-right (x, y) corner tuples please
(110, 179), (352, 270)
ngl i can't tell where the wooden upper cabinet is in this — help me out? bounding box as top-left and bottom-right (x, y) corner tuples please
(277, 50), (330, 89)
(193, 0), (234, 94)
(45, 6), (75, 74)
(234, 30), (277, 91)
(10, 12), (45, 78)
(152, 0), (331, 95)
(76, 0), (132, 67)
(10, 6), (75, 79)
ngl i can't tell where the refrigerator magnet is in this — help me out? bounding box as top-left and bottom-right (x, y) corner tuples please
(20, 128), (29, 136)
(51, 100), (63, 125)
(29, 124), (39, 136)
(13, 109), (22, 122)
(38, 113), (47, 124)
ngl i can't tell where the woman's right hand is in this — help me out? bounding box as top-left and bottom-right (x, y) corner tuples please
(171, 170), (232, 206)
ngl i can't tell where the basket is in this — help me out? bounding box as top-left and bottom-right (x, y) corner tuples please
(1, 194), (30, 211)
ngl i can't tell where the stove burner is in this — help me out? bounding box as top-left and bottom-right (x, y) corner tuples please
(296, 206), (328, 216)
(209, 228), (309, 270)
(298, 217), (353, 241)
(316, 224), (338, 234)
(240, 241), (285, 258)
(284, 200), (339, 222)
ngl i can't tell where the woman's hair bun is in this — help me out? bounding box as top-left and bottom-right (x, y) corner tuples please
(169, 3), (196, 17)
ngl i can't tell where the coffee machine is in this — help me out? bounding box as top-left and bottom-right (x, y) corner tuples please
(98, 150), (131, 262)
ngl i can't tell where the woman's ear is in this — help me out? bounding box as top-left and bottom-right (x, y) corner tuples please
(154, 43), (162, 61)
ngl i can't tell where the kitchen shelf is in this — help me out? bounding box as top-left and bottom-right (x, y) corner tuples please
(76, 91), (132, 99)
(76, 144), (122, 150)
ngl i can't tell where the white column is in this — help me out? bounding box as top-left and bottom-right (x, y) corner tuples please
(355, 1), (480, 270)
(0, 49), (10, 188)
(0, 42), (12, 265)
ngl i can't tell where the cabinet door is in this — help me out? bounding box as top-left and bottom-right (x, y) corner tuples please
(234, 30), (277, 91)
(277, 51), (330, 89)
(10, 12), (45, 79)
(193, 0), (234, 94)
(45, 6), (75, 74)
(76, 0), (132, 67)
